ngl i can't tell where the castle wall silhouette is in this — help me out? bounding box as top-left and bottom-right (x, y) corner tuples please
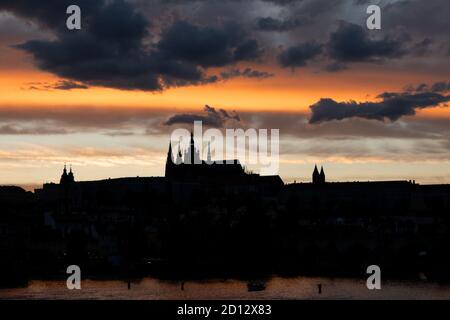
(34, 133), (450, 217)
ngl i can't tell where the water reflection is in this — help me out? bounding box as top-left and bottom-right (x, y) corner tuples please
(0, 277), (448, 300)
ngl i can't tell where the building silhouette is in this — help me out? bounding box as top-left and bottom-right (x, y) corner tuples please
(312, 165), (326, 184)
(3, 132), (450, 283)
(164, 132), (282, 186)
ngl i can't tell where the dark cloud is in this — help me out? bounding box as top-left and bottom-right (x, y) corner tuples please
(405, 81), (450, 94)
(233, 39), (263, 61)
(27, 80), (88, 91)
(220, 68), (273, 80)
(164, 105), (241, 128)
(409, 38), (433, 57)
(2, 0), (262, 91)
(296, 0), (341, 19)
(1, 0), (449, 84)
(261, 0), (301, 5)
(259, 1), (446, 71)
(53, 80), (89, 90)
(10, 0), (163, 91)
(309, 88), (450, 124)
(278, 41), (322, 68)
(256, 17), (306, 32)
(158, 21), (262, 68)
(324, 61), (347, 72)
(328, 22), (406, 62)
(431, 82), (450, 93)
(383, 0), (450, 39)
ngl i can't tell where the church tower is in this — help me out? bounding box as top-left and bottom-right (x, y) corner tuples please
(68, 165), (75, 183)
(319, 166), (326, 184)
(60, 164), (68, 184)
(312, 165), (320, 184)
(60, 164), (75, 185)
(59, 164), (75, 214)
(165, 142), (174, 177)
(313, 165), (326, 184)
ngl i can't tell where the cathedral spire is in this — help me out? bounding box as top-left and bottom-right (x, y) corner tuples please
(320, 166), (326, 184)
(60, 163), (68, 184)
(68, 165), (75, 183)
(165, 142), (175, 178)
(167, 141), (174, 164)
(312, 164), (320, 184)
(313, 164), (319, 175)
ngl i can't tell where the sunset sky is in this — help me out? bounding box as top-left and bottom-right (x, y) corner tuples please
(0, 0), (449, 189)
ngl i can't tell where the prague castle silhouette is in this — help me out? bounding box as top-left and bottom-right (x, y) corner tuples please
(1, 134), (450, 286)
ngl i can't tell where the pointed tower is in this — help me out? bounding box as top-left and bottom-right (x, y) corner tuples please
(68, 165), (75, 183)
(165, 142), (174, 177)
(59, 163), (75, 215)
(60, 164), (68, 184)
(312, 164), (320, 184)
(319, 166), (326, 184)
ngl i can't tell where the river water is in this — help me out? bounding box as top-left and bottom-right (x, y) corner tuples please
(1, 277), (449, 300)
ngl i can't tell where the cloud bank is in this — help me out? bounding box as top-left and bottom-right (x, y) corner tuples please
(164, 105), (241, 128)
(309, 84), (450, 124)
(2, 0), (264, 91)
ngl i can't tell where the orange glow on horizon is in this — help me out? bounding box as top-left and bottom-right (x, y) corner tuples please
(0, 66), (448, 116)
